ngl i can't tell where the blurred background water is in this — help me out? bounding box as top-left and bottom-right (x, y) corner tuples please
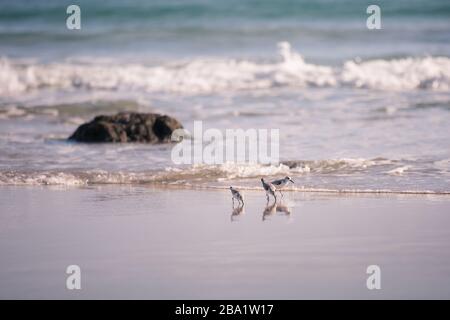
(0, 0), (449, 192)
(1, 0), (449, 61)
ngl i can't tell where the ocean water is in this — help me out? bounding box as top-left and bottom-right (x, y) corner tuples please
(1, 0), (450, 193)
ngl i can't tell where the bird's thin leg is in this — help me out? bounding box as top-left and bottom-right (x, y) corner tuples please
(274, 193), (277, 203)
(232, 198), (235, 207)
(279, 190), (284, 198)
(266, 194), (269, 203)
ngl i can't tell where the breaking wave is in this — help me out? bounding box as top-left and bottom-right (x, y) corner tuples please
(0, 163), (291, 186)
(1, 42), (449, 96)
(1, 158), (448, 194)
(0, 159), (385, 185)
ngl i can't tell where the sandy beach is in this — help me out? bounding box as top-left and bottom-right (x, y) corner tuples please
(1, 185), (449, 299)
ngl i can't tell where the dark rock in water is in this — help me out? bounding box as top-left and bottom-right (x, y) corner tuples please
(68, 112), (183, 143)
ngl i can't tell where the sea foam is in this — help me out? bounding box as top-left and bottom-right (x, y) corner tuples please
(1, 43), (449, 96)
(0, 158), (405, 186)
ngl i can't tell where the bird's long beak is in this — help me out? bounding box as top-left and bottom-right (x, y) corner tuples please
(289, 178), (294, 183)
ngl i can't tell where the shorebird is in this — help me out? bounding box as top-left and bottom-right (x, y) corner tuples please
(271, 176), (294, 197)
(261, 178), (277, 203)
(229, 186), (244, 206)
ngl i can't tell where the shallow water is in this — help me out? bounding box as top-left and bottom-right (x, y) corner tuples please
(1, 83), (449, 192)
(0, 1), (450, 192)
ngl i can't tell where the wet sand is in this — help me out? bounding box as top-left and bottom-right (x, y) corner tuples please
(1, 185), (450, 299)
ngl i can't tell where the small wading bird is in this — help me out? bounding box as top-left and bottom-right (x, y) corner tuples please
(270, 176), (294, 198)
(261, 178), (277, 203)
(229, 186), (244, 207)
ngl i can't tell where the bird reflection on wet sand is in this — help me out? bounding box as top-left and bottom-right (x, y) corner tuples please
(230, 203), (245, 222)
(262, 202), (292, 221)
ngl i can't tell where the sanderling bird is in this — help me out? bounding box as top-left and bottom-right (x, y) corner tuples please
(229, 186), (244, 206)
(261, 178), (277, 203)
(271, 176), (294, 197)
